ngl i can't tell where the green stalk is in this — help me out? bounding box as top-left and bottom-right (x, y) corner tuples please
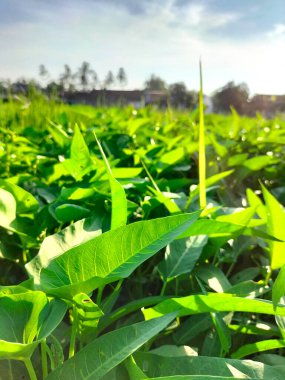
(198, 59), (207, 209)
(160, 281), (168, 296)
(96, 286), (104, 305)
(140, 157), (160, 192)
(41, 339), (48, 378)
(69, 306), (79, 358)
(44, 344), (56, 371)
(24, 359), (37, 380)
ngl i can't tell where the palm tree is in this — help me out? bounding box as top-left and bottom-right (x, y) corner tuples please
(90, 70), (99, 90)
(77, 61), (93, 91)
(104, 71), (115, 89)
(59, 64), (73, 91)
(39, 64), (49, 88)
(117, 67), (127, 88)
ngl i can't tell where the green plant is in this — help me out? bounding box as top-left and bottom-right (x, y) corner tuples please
(1, 86), (285, 379)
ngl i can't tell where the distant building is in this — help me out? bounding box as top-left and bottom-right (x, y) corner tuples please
(248, 94), (285, 117)
(203, 95), (213, 114)
(62, 89), (168, 108)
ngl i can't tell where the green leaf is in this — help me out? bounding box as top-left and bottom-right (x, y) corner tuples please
(72, 293), (104, 337)
(242, 155), (277, 171)
(231, 339), (285, 359)
(246, 188), (267, 220)
(54, 204), (91, 223)
(157, 148), (186, 173)
(46, 313), (176, 380)
(178, 219), (246, 239)
(0, 179), (38, 214)
(94, 133), (127, 230)
(226, 281), (270, 298)
(195, 265), (231, 293)
(146, 377), (260, 380)
(209, 133), (228, 157)
(262, 184), (285, 269)
(125, 355), (148, 380)
(47, 121), (70, 148)
(149, 188), (181, 214)
(101, 167), (143, 179)
(99, 296), (169, 333)
(0, 291), (66, 360)
(173, 314), (212, 345)
(0, 360), (30, 380)
(215, 207), (256, 225)
(36, 212), (200, 299)
(0, 188), (16, 228)
(143, 293), (285, 320)
(158, 235), (208, 282)
(133, 352), (283, 379)
(26, 215), (103, 283)
(196, 277), (231, 354)
(187, 170), (234, 206)
(0, 188), (36, 237)
(229, 322), (279, 336)
(63, 124), (94, 181)
(0, 285), (32, 295)
(178, 217), (276, 242)
(273, 265), (285, 309)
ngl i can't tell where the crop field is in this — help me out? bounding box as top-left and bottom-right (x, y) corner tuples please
(1, 94), (285, 379)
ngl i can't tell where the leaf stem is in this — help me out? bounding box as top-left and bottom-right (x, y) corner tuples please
(45, 344), (56, 371)
(24, 359), (37, 380)
(160, 281), (167, 296)
(265, 267), (272, 285)
(198, 58), (207, 209)
(69, 306), (78, 358)
(97, 286), (104, 305)
(41, 339), (48, 378)
(140, 157), (161, 192)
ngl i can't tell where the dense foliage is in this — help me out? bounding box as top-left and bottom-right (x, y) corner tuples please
(1, 96), (285, 379)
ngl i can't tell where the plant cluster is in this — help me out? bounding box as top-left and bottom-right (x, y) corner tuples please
(1, 94), (285, 379)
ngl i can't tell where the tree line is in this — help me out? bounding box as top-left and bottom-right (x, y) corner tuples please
(1, 61), (282, 114)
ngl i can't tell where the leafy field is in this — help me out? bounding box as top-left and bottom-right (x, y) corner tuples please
(1, 95), (285, 379)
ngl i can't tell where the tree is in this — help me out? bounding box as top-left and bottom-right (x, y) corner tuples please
(90, 70), (99, 90)
(39, 64), (49, 87)
(59, 64), (73, 91)
(212, 81), (249, 114)
(46, 81), (64, 96)
(77, 61), (93, 91)
(144, 74), (167, 91)
(117, 67), (127, 88)
(104, 71), (115, 89)
(169, 82), (198, 109)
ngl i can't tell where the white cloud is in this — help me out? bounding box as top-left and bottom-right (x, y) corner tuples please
(0, 0), (284, 95)
(267, 23), (285, 37)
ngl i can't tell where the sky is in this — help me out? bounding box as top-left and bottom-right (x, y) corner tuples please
(0, 0), (285, 95)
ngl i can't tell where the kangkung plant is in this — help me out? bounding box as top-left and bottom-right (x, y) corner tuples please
(1, 77), (285, 379)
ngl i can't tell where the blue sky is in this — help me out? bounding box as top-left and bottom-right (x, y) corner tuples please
(0, 0), (285, 94)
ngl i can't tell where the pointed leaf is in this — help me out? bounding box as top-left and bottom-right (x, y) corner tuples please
(143, 293), (285, 320)
(158, 236), (208, 282)
(26, 215), (102, 283)
(133, 352), (283, 379)
(262, 184), (285, 269)
(46, 314), (176, 380)
(94, 133), (127, 229)
(0, 179), (38, 214)
(37, 212), (201, 299)
(272, 265), (285, 309)
(231, 339), (285, 359)
(63, 124), (94, 181)
(0, 292), (66, 360)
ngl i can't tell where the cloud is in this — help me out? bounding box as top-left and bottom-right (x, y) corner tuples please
(0, 0), (285, 94)
(267, 23), (285, 37)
